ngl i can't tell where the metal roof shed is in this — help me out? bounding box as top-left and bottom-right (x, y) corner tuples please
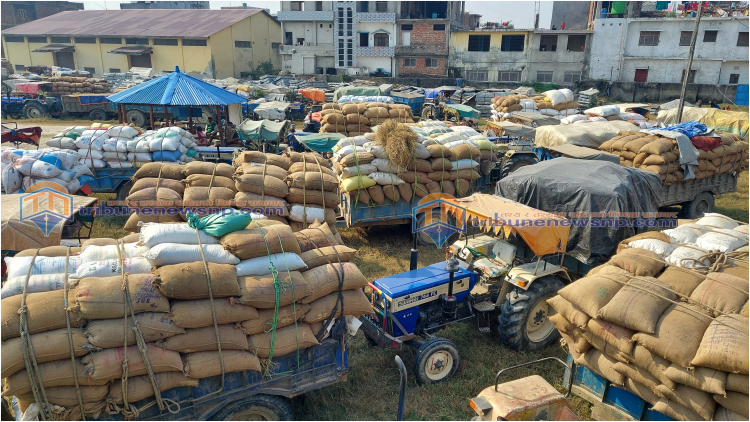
(108, 66), (249, 144)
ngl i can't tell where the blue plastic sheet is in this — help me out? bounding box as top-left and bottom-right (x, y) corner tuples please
(661, 121), (708, 138)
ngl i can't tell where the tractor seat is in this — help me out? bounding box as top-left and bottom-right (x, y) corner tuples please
(471, 375), (579, 421)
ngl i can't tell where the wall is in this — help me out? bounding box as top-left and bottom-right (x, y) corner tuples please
(396, 21), (449, 54)
(73, 42), (105, 75)
(98, 40), (130, 73)
(448, 31), (529, 82)
(280, 1), (333, 12)
(181, 42), (211, 75)
(356, 56), (392, 74)
(356, 21), (395, 47)
(397, 56), (446, 78)
(580, 80), (739, 104)
(209, 27), (235, 79)
(152, 41), (184, 74)
(528, 31), (590, 85)
(549, 1), (591, 30)
(2, 38), (32, 69)
(283, 21), (334, 46)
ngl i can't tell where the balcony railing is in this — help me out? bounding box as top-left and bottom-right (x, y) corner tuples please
(356, 12), (395, 23)
(277, 11), (334, 21)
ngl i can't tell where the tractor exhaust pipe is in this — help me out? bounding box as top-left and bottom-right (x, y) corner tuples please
(442, 256), (459, 319)
(410, 232), (418, 271)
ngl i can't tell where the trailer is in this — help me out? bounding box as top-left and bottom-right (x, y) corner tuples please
(390, 91), (425, 115)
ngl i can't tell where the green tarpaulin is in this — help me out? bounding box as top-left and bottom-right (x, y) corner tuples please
(611, 1), (626, 14)
(238, 119), (288, 141)
(295, 133), (345, 153)
(333, 86), (381, 101)
(446, 103), (481, 119)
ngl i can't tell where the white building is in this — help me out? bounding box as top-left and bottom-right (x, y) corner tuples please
(589, 14), (749, 86)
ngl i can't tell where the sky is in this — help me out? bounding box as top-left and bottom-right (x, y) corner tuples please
(80, 0), (556, 29)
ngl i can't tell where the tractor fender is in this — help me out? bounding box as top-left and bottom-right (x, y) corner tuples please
(505, 265), (571, 291)
(505, 150), (536, 157)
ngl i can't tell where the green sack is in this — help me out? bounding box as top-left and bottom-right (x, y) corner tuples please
(187, 209), (252, 237)
(186, 148), (198, 158)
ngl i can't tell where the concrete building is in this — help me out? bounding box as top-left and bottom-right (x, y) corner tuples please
(448, 28), (592, 85)
(589, 13), (749, 86)
(549, 1), (593, 30)
(1, 1), (83, 30)
(1, 9), (281, 78)
(119, 1), (209, 9)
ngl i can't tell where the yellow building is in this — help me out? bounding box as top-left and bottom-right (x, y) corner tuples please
(1, 9), (281, 79)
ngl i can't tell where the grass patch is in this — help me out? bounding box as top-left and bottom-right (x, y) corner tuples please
(715, 170), (749, 222)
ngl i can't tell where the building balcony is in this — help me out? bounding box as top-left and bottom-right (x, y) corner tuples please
(356, 12), (395, 23)
(355, 46), (395, 57)
(279, 44), (335, 55)
(277, 11), (334, 21)
(395, 45), (448, 56)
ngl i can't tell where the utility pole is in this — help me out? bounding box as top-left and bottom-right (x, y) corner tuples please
(677, 2), (703, 123)
(534, 1), (540, 29)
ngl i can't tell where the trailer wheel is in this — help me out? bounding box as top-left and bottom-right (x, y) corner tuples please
(498, 276), (565, 351)
(679, 192), (714, 219)
(415, 208), (458, 246)
(126, 109), (146, 127)
(116, 181), (133, 202)
(413, 337), (460, 384)
(210, 394), (294, 421)
(88, 109), (108, 121)
(499, 153), (537, 179)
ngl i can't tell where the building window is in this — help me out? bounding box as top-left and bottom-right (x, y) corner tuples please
(498, 71), (521, 82)
(271, 42), (281, 49)
(50, 36), (70, 43)
(563, 71), (581, 83)
(100, 37), (122, 44)
(500, 35), (524, 52)
(376, 1), (387, 12)
(183, 39), (207, 46)
(315, 1), (323, 11)
(154, 39), (178, 46)
(27, 36), (47, 43)
(729, 74), (740, 84)
(425, 58), (438, 68)
(5, 37), (25, 43)
(634, 68), (648, 82)
(84, 67), (96, 74)
(75, 37), (96, 44)
(682, 69), (696, 83)
(738, 32), (749, 46)
(109, 68), (121, 73)
(401, 24), (413, 31)
(703, 30), (717, 43)
(126, 38), (148, 45)
(466, 71), (488, 82)
(297, 38), (305, 45)
(235, 41), (252, 48)
(359, 33), (369, 47)
(357, 2), (368, 12)
(374, 33), (388, 47)
(679, 31), (692, 46)
(567, 35), (586, 52)
(404, 57), (416, 67)
(468, 35), (490, 52)
(638, 31), (660, 46)
(15, 64), (25, 71)
(537, 71), (553, 83)
(290, 1), (303, 11)
(539, 35), (557, 51)
(434, 24), (445, 31)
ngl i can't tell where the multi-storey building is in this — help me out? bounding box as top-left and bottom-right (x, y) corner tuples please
(1, 1), (83, 30)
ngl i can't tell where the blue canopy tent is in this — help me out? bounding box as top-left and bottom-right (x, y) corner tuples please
(108, 66), (248, 145)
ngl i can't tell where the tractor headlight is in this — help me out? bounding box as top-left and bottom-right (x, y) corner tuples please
(469, 397), (493, 417)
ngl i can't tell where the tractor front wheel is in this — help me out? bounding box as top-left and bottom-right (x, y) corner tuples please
(498, 276), (565, 351)
(413, 337), (459, 384)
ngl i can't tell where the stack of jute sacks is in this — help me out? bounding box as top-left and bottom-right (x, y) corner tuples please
(547, 212), (749, 421)
(599, 131), (749, 185)
(181, 161), (236, 218)
(49, 76), (110, 95)
(1, 214), (372, 419)
(282, 150), (338, 230)
(319, 102), (414, 136)
(124, 162), (185, 231)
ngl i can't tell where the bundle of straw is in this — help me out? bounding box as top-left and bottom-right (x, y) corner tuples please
(373, 119), (417, 170)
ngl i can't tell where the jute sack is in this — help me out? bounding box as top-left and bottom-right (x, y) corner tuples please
(549, 313), (576, 334)
(657, 267), (706, 297)
(640, 139), (675, 155)
(691, 314), (749, 374)
(559, 328), (591, 357)
(623, 138), (653, 153)
(632, 303), (712, 368)
(346, 114), (370, 124)
(585, 317), (636, 355)
(184, 161), (234, 178)
(249, 323), (319, 358)
(108, 373), (198, 404)
(369, 185), (385, 204)
(398, 183), (413, 201)
(82, 343), (183, 381)
(349, 189), (371, 205)
(183, 186), (235, 203)
(287, 171), (339, 192)
(431, 158), (453, 171)
(1, 290), (84, 341)
(449, 169), (481, 181)
(714, 392), (750, 418)
(285, 151), (331, 166)
(287, 188), (341, 207)
(235, 163), (294, 181)
(652, 398), (703, 422)
(598, 276), (676, 333)
(406, 159), (432, 173)
(299, 246), (356, 269)
(235, 151), (291, 171)
(294, 223), (339, 253)
(630, 344), (676, 389)
(289, 162), (336, 177)
(655, 383), (716, 421)
(581, 329), (632, 363)
(85, 312), (185, 349)
(1, 327), (88, 378)
(340, 151), (374, 167)
(364, 107), (389, 118)
(340, 104), (359, 115)
(300, 262), (369, 304)
(689, 272), (749, 314)
(347, 123), (371, 133)
(130, 178), (185, 196)
(288, 204), (336, 226)
(574, 348), (625, 386)
(557, 273), (629, 317)
(612, 362), (662, 393)
(134, 163), (184, 180)
(426, 145), (455, 160)
(727, 373), (749, 394)
(664, 364), (727, 396)
(321, 103), (340, 110)
(547, 295), (590, 328)
(235, 174), (289, 198)
(622, 378), (660, 406)
(234, 192), (289, 217)
(322, 113), (346, 125)
(221, 224), (301, 260)
(383, 185), (400, 202)
(301, 289), (373, 323)
(182, 174), (237, 192)
(126, 187), (181, 209)
(455, 179), (471, 197)
(237, 271), (311, 308)
(3, 358), (108, 397)
(73, 274), (169, 320)
(124, 212), (183, 232)
(712, 405), (746, 421)
(450, 144), (481, 161)
(427, 171), (456, 182)
(15, 246), (82, 257)
(608, 248), (665, 277)
(183, 349), (262, 379)
(153, 262), (239, 300)
(170, 298), (259, 328)
(241, 303), (310, 336)
(157, 324), (248, 353)
(400, 171), (431, 184)
(17, 385), (109, 407)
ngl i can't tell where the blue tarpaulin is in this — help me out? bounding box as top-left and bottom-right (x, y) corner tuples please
(78, 95), (109, 105)
(661, 121), (708, 138)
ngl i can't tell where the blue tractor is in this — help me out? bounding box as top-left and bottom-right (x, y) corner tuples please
(1, 81), (63, 119)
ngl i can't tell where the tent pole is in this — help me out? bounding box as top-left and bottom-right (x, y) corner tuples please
(164, 105), (169, 126)
(223, 106), (228, 147)
(188, 105), (193, 132)
(117, 104), (123, 124)
(149, 105), (155, 130)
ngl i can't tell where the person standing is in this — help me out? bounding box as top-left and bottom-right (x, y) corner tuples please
(697, 99), (703, 107)
(560, 21), (566, 30)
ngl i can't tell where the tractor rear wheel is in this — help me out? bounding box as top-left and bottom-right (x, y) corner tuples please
(498, 276), (565, 351)
(421, 105), (435, 121)
(23, 102), (45, 119)
(499, 153), (537, 179)
(209, 394), (294, 421)
(413, 337), (459, 384)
